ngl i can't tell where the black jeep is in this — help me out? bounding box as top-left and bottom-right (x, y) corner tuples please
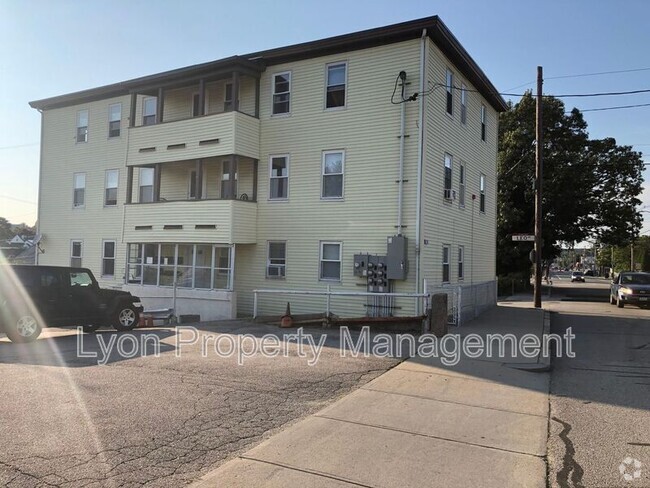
(0, 265), (143, 343)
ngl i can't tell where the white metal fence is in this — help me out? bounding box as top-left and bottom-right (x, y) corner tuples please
(423, 280), (497, 327)
(252, 287), (431, 319)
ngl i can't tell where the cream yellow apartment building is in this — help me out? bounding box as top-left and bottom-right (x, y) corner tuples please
(30, 16), (507, 322)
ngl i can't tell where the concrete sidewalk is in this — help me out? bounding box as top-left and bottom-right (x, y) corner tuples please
(191, 304), (550, 488)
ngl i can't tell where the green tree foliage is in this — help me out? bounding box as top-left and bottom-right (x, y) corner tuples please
(498, 93), (645, 277)
(0, 217), (12, 240)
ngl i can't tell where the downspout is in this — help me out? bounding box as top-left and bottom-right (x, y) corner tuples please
(35, 109), (44, 265)
(415, 28), (427, 314)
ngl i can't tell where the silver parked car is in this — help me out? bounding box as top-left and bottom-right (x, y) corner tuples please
(610, 272), (650, 308)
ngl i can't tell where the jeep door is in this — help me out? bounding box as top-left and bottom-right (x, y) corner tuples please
(63, 270), (102, 324)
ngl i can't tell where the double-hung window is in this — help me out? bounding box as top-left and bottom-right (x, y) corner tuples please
(267, 241), (286, 278)
(322, 150), (344, 199)
(102, 240), (116, 277)
(442, 245), (450, 283)
(108, 103), (121, 137)
(326, 62), (346, 109)
(73, 173), (86, 207)
(479, 173), (486, 213)
(139, 168), (154, 203)
(458, 246), (465, 280)
(269, 155), (289, 200)
(481, 104), (486, 141)
(444, 153), (453, 200)
(272, 72), (291, 115)
(459, 162), (466, 207)
(445, 69), (453, 116)
(76, 110), (89, 142)
(71, 240), (83, 267)
(320, 242), (341, 281)
(460, 83), (467, 124)
(143, 97), (157, 125)
(105, 169), (118, 206)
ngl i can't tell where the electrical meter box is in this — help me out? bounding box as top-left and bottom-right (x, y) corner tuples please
(387, 235), (408, 280)
(353, 254), (370, 277)
(366, 254), (388, 293)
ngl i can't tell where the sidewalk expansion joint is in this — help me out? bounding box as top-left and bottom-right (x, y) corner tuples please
(314, 415), (546, 459)
(361, 386), (548, 418)
(238, 456), (376, 488)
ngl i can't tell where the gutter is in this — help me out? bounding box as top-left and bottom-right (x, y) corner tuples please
(415, 28), (427, 314)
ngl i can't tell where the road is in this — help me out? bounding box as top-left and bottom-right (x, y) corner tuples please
(0, 322), (399, 487)
(545, 275), (650, 487)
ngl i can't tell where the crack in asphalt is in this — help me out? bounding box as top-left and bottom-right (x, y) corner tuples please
(552, 416), (585, 488)
(0, 366), (394, 487)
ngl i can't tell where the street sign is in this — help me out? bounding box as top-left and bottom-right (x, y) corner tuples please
(512, 234), (535, 242)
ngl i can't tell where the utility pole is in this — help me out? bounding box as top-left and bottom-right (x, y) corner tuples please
(534, 66), (543, 308)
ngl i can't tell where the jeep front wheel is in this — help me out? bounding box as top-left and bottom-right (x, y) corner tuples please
(6, 314), (42, 343)
(113, 305), (138, 331)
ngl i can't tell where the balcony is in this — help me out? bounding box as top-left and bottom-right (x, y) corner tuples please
(127, 111), (260, 166)
(123, 199), (257, 244)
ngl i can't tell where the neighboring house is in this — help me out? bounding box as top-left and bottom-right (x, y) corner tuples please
(7, 235), (33, 248)
(29, 16), (507, 321)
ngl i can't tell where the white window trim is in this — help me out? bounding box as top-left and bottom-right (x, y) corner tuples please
(224, 82), (235, 111)
(269, 154), (290, 201)
(187, 167), (207, 199)
(70, 239), (83, 267)
(76, 109), (89, 143)
(324, 61), (348, 111)
(102, 240), (116, 277)
(479, 173), (486, 214)
(460, 83), (467, 125)
(443, 153), (453, 202)
(319, 241), (342, 282)
(458, 245), (465, 281)
(73, 172), (86, 209)
(442, 244), (451, 284)
(481, 104), (487, 142)
(459, 162), (466, 209)
(139, 167), (155, 203)
(143, 96), (157, 124)
(191, 91), (209, 117)
(271, 71), (292, 116)
(321, 149), (345, 200)
(445, 69), (454, 117)
(104, 169), (119, 207)
(266, 241), (287, 279)
(108, 103), (121, 138)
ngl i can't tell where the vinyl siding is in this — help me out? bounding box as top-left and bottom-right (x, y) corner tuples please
(123, 200), (257, 244)
(38, 96), (131, 287)
(420, 38), (498, 288)
(234, 39), (422, 317)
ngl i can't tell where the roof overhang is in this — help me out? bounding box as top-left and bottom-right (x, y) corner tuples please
(29, 16), (506, 113)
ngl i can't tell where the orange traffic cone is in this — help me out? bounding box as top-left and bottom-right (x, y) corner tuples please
(146, 316), (154, 328)
(280, 302), (293, 328)
(138, 315), (146, 328)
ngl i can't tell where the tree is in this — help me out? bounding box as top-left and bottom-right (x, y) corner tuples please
(0, 217), (12, 241)
(497, 93), (646, 278)
(497, 93), (593, 276)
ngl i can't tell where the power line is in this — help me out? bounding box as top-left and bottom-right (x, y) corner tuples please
(504, 66), (650, 91)
(0, 195), (37, 205)
(565, 102), (650, 114)
(0, 143), (39, 150)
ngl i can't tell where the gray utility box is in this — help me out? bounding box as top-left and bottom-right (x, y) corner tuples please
(366, 254), (388, 293)
(387, 235), (408, 280)
(353, 253), (371, 277)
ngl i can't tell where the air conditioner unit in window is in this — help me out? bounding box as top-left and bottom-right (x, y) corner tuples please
(444, 189), (457, 201)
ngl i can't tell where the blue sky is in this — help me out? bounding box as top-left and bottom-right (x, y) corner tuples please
(1, 0), (649, 234)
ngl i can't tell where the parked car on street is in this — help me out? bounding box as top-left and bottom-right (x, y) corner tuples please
(0, 265), (143, 343)
(571, 271), (585, 283)
(610, 272), (650, 308)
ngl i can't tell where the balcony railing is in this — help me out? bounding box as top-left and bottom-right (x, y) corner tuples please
(123, 199), (257, 245)
(126, 111), (260, 166)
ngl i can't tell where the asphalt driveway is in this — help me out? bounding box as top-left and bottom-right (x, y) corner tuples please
(0, 322), (400, 487)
